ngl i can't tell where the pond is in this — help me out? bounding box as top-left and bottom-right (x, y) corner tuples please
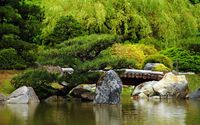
(0, 98), (200, 125)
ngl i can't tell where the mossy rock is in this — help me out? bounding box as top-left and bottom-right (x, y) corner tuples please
(152, 64), (170, 72)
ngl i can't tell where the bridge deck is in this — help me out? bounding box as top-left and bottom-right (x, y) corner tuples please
(117, 69), (164, 81)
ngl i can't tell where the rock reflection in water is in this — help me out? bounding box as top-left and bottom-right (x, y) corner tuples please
(93, 104), (122, 125)
(131, 99), (186, 125)
(7, 103), (38, 120)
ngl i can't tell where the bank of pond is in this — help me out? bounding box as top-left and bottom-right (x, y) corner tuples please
(0, 70), (200, 125)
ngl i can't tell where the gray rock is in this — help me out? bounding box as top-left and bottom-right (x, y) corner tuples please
(144, 63), (161, 70)
(188, 88), (200, 99)
(69, 84), (96, 101)
(94, 70), (122, 104)
(6, 86), (40, 104)
(45, 96), (67, 102)
(132, 81), (158, 97)
(153, 72), (189, 98)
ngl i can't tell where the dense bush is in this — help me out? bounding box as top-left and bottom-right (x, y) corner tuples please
(43, 16), (85, 45)
(11, 69), (59, 99)
(178, 37), (200, 53)
(160, 48), (200, 73)
(143, 54), (173, 69)
(111, 43), (158, 68)
(0, 48), (26, 69)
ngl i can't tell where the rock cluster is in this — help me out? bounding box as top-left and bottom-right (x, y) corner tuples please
(132, 72), (189, 99)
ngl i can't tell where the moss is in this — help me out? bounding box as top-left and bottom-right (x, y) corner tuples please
(152, 64), (170, 72)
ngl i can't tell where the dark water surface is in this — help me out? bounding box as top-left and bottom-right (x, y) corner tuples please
(0, 98), (200, 125)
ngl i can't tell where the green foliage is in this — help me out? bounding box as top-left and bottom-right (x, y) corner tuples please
(11, 69), (59, 99)
(111, 43), (158, 68)
(0, 80), (15, 95)
(0, 0), (42, 69)
(38, 34), (136, 84)
(143, 54), (173, 69)
(41, 0), (200, 44)
(38, 34), (118, 66)
(0, 34), (37, 67)
(189, 0), (200, 4)
(186, 74), (200, 91)
(161, 48), (200, 73)
(178, 37), (200, 53)
(43, 16), (85, 45)
(0, 48), (26, 69)
(81, 48), (136, 71)
(152, 64), (170, 72)
(0, 24), (20, 37)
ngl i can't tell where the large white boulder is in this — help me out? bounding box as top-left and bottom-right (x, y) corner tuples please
(153, 72), (189, 98)
(6, 86), (40, 104)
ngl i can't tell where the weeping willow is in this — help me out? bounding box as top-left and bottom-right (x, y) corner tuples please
(41, 0), (200, 45)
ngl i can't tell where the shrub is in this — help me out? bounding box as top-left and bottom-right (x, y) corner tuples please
(160, 47), (200, 73)
(0, 48), (26, 69)
(178, 37), (200, 53)
(43, 16), (85, 45)
(139, 37), (165, 50)
(152, 64), (170, 72)
(111, 43), (158, 68)
(143, 54), (173, 69)
(11, 69), (60, 99)
(0, 80), (15, 95)
(111, 43), (145, 64)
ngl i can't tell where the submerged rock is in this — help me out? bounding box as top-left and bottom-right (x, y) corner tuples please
(132, 81), (158, 97)
(6, 86), (40, 104)
(69, 84), (96, 101)
(94, 70), (122, 104)
(45, 96), (67, 102)
(188, 88), (200, 99)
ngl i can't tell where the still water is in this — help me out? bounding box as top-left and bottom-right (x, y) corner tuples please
(0, 98), (200, 125)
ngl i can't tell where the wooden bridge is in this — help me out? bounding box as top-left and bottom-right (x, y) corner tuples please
(89, 69), (165, 85)
(116, 69), (164, 85)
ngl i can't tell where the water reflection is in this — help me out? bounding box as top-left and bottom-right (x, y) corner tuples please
(0, 99), (200, 125)
(93, 105), (122, 125)
(130, 99), (186, 125)
(7, 103), (38, 120)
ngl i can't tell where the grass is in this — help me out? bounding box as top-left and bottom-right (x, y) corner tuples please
(186, 74), (200, 92)
(0, 70), (20, 95)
